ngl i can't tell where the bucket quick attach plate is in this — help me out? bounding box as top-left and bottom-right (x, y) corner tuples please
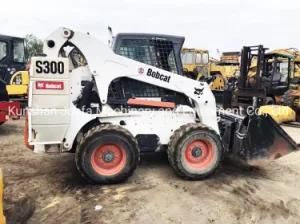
(218, 112), (298, 162)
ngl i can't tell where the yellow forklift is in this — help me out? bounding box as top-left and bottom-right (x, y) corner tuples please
(234, 46), (293, 106)
(0, 34), (29, 101)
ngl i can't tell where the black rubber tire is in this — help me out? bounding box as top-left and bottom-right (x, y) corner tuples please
(75, 124), (139, 184)
(167, 123), (223, 180)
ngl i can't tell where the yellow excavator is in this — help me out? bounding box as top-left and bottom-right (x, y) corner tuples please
(181, 48), (239, 90)
(0, 169), (5, 224)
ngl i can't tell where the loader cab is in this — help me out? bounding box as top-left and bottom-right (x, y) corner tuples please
(0, 35), (27, 84)
(292, 56), (300, 84)
(71, 32), (191, 113)
(181, 48), (210, 80)
(109, 33), (190, 104)
(263, 52), (292, 96)
(0, 35), (29, 99)
(113, 33), (184, 75)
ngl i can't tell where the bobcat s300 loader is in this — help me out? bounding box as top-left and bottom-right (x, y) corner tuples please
(25, 28), (297, 184)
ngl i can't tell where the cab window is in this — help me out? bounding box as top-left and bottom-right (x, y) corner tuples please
(182, 52), (194, 64)
(117, 38), (178, 74)
(195, 53), (202, 64)
(0, 41), (7, 61)
(202, 53), (209, 64)
(278, 61), (289, 83)
(13, 39), (26, 63)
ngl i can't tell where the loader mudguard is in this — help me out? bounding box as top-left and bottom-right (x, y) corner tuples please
(218, 111), (298, 162)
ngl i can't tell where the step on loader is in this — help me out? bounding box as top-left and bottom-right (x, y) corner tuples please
(24, 28), (298, 184)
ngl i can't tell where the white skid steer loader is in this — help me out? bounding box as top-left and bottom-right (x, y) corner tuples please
(25, 28), (298, 184)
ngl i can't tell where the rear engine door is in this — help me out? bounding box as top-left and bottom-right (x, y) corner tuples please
(28, 57), (70, 144)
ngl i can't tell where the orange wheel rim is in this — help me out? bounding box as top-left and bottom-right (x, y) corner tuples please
(184, 140), (215, 170)
(91, 144), (127, 176)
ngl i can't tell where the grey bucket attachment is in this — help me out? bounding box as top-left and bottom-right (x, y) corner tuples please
(218, 111), (298, 163)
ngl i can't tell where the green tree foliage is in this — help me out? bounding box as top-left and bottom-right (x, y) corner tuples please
(25, 34), (43, 58)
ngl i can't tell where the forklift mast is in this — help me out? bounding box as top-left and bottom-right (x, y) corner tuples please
(239, 45), (265, 90)
(233, 45), (267, 108)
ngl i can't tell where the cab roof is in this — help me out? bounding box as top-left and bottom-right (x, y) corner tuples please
(0, 34), (24, 41)
(114, 33), (185, 45)
(265, 52), (295, 60)
(182, 48), (208, 53)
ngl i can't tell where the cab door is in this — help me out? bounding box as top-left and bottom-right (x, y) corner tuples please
(6, 38), (28, 96)
(0, 39), (10, 84)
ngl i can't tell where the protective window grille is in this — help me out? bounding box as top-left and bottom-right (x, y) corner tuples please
(117, 38), (178, 74)
(122, 79), (165, 97)
(109, 38), (178, 100)
(108, 78), (165, 99)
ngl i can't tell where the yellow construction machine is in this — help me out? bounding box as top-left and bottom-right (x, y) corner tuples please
(181, 48), (209, 80)
(293, 54), (300, 83)
(268, 49), (300, 121)
(0, 169), (5, 224)
(0, 34), (29, 101)
(209, 52), (240, 90)
(181, 48), (239, 90)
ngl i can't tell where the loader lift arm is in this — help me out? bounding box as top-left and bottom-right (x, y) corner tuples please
(40, 28), (220, 134)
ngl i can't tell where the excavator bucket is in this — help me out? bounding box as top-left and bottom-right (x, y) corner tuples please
(219, 111), (298, 163)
